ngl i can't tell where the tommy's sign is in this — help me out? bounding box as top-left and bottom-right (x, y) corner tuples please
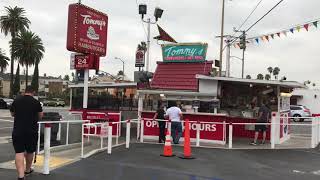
(162, 43), (208, 62)
(67, 3), (108, 56)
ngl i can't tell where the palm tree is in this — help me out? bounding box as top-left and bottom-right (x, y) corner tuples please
(11, 30), (44, 89)
(267, 67), (273, 77)
(0, 6), (30, 97)
(257, 74), (264, 80)
(0, 49), (9, 73)
(265, 74), (271, 80)
(273, 67), (280, 80)
(246, 75), (251, 79)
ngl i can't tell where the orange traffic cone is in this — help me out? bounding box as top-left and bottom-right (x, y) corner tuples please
(161, 126), (175, 157)
(179, 119), (195, 159)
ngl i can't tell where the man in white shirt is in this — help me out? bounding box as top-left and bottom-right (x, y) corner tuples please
(165, 101), (183, 144)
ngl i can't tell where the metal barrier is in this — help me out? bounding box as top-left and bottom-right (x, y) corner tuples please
(39, 120), (89, 175)
(228, 116), (320, 149)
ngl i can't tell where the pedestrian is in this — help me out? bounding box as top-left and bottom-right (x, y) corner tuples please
(153, 103), (166, 143)
(10, 86), (43, 180)
(165, 101), (183, 144)
(250, 100), (271, 145)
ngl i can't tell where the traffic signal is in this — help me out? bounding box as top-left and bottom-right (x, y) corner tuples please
(239, 33), (246, 50)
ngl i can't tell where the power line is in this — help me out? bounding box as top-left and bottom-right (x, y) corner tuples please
(230, 0), (284, 45)
(245, 0), (284, 32)
(236, 0), (264, 32)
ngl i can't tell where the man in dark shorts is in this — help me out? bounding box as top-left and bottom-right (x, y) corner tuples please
(251, 100), (271, 145)
(10, 86), (43, 180)
(153, 103), (166, 143)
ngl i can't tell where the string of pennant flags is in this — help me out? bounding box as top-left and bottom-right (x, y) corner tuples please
(233, 19), (319, 48)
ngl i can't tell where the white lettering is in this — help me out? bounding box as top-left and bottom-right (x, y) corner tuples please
(81, 14), (106, 30)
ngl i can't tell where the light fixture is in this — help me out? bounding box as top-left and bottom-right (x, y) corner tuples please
(154, 7), (163, 21)
(139, 4), (147, 19)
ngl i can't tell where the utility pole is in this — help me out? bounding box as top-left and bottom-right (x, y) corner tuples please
(226, 36), (231, 77)
(218, 0), (225, 77)
(240, 31), (246, 79)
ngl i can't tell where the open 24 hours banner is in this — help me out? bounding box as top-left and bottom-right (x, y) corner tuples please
(67, 3), (108, 57)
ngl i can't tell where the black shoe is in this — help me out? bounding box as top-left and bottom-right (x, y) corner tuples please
(17, 177), (25, 180)
(25, 168), (34, 176)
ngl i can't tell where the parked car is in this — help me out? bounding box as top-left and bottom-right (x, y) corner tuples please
(2, 98), (13, 109)
(44, 98), (65, 107)
(0, 99), (7, 109)
(40, 112), (62, 144)
(290, 105), (311, 122)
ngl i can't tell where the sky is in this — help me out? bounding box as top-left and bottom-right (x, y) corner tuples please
(0, 0), (319, 86)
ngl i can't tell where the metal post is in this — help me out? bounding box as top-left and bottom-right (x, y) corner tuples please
(126, 120), (131, 149)
(66, 121), (69, 145)
(43, 124), (51, 175)
(228, 123), (233, 149)
(218, 0), (225, 77)
(311, 118), (317, 148)
(146, 18), (151, 72)
(81, 124), (84, 158)
(107, 123), (113, 154)
(140, 119), (144, 143)
(196, 122), (200, 147)
(57, 123), (61, 141)
(37, 123), (41, 154)
(116, 123), (119, 145)
(226, 37), (231, 77)
(69, 88), (73, 109)
(122, 61), (125, 81)
(271, 115), (275, 149)
(242, 49), (245, 79)
(83, 69), (89, 109)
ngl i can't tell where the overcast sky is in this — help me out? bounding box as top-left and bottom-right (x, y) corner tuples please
(0, 0), (319, 85)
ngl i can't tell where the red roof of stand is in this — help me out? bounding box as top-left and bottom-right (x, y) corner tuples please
(150, 61), (213, 91)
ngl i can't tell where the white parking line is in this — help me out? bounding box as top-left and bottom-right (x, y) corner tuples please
(0, 127), (12, 130)
(0, 119), (14, 123)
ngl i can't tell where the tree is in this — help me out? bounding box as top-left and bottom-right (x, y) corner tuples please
(0, 49), (9, 73)
(273, 67), (280, 80)
(117, 70), (124, 76)
(257, 74), (264, 80)
(11, 30), (44, 89)
(31, 62), (39, 93)
(267, 67), (273, 77)
(265, 74), (271, 80)
(63, 75), (70, 81)
(0, 6), (30, 97)
(246, 75), (251, 79)
(13, 64), (20, 96)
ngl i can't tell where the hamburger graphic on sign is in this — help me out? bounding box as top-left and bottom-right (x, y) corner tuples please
(67, 3), (108, 57)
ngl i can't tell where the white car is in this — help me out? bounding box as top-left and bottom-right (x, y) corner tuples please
(2, 98), (13, 109)
(290, 105), (311, 122)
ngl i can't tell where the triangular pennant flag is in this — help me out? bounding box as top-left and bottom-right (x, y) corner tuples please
(233, 43), (237, 48)
(283, 31), (287, 36)
(270, 34), (275, 39)
(296, 26), (301, 32)
(265, 35), (269, 41)
(236, 43), (240, 47)
(255, 38), (259, 44)
(290, 28), (294, 33)
(313, 21), (318, 28)
(276, 32), (281, 37)
(153, 25), (177, 43)
(261, 36), (265, 41)
(304, 24), (309, 31)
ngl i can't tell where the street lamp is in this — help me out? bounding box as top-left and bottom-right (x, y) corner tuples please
(115, 57), (125, 81)
(138, 4), (164, 72)
(230, 56), (244, 78)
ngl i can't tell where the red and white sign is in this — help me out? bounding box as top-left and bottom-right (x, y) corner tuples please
(70, 53), (100, 70)
(142, 112), (226, 143)
(67, 3), (108, 56)
(135, 50), (145, 67)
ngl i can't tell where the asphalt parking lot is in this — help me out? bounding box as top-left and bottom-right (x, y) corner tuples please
(1, 143), (320, 180)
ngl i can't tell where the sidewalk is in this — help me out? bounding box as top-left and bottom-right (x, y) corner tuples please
(1, 143), (320, 180)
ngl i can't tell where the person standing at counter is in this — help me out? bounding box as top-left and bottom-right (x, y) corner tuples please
(153, 104), (166, 143)
(165, 102), (183, 144)
(251, 100), (271, 145)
